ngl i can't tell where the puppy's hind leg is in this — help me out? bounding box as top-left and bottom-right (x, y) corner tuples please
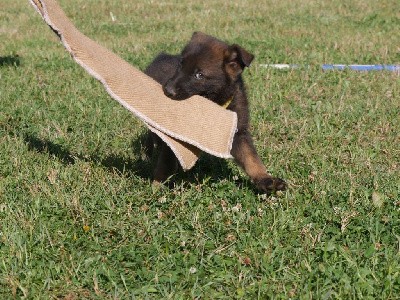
(153, 141), (179, 184)
(143, 131), (163, 160)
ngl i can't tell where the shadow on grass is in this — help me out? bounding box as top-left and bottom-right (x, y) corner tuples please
(22, 132), (252, 190)
(24, 135), (75, 164)
(0, 55), (21, 67)
(23, 133), (152, 180)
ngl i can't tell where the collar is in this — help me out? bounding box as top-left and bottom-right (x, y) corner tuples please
(221, 96), (233, 109)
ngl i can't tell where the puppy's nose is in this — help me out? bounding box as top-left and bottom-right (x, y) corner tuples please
(163, 83), (177, 99)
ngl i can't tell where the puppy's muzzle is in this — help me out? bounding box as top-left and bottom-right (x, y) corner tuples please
(163, 82), (178, 99)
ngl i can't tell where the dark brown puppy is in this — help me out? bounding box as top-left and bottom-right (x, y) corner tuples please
(144, 32), (286, 194)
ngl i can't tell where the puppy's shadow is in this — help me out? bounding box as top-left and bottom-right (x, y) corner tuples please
(22, 133), (152, 179)
(24, 134), (76, 165)
(0, 55), (21, 67)
(14, 126), (249, 189)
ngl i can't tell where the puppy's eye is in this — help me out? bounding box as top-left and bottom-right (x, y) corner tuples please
(194, 72), (204, 80)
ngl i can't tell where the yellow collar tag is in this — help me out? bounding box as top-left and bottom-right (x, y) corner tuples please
(221, 96), (233, 109)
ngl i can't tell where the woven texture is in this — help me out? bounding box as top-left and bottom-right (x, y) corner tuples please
(30, 0), (237, 170)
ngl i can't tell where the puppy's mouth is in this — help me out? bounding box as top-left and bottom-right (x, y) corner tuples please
(165, 93), (189, 101)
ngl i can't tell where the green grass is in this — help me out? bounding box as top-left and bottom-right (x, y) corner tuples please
(1, 0), (399, 298)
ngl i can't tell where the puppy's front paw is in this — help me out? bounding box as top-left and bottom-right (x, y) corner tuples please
(255, 177), (287, 194)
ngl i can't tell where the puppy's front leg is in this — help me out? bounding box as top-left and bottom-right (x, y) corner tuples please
(231, 131), (287, 194)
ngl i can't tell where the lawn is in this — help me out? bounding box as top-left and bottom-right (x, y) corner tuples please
(1, 0), (399, 298)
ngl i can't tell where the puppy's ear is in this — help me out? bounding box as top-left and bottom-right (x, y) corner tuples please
(190, 31), (208, 42)
(224, 44), (254, 76)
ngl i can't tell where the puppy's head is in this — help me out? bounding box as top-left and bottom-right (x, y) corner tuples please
(163, 32), (254, 101)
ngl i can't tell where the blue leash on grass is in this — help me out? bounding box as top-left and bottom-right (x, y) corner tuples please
(260, 64), (400, 71)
